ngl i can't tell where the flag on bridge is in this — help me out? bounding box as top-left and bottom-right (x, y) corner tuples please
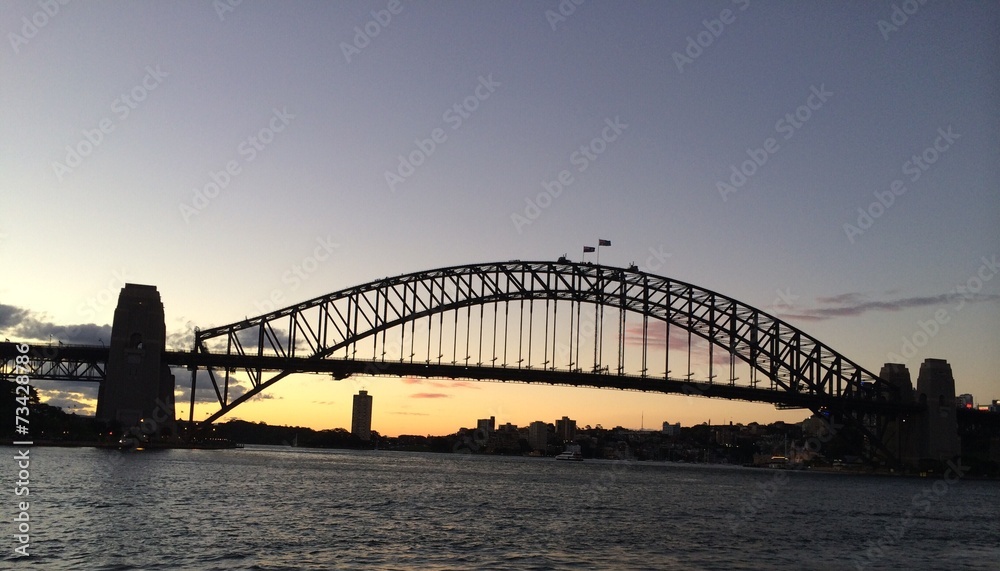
(583, 246), (596, 253)
(598, 239), (611, 246)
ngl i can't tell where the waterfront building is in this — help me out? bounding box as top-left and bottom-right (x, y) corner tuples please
(352, 390), (373, 441)
(528, 421), (548, 451)
(477, 416), (496, 435)
(556, 416), (576, 441)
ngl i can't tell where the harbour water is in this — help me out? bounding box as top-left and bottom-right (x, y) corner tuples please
(6, 446), (999, 570)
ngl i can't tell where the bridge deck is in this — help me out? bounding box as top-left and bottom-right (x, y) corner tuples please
(0, 343), (920, 416)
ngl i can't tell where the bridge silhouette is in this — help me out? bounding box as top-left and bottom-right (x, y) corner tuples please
(3, 260), (959, 468)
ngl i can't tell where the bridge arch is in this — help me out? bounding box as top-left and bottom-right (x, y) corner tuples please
(190, 261), (902, 433)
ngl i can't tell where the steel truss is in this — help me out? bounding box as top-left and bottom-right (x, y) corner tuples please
(191, 261), (916, 464)
(0, 344), (107, 383)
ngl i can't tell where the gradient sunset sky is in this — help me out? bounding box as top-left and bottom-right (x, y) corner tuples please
(2, 1), (998, 436)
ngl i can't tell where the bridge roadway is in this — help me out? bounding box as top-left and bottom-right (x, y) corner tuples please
(1, 342), (921, 416)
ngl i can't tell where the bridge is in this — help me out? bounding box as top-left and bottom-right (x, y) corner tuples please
(1, 260), (961, 468)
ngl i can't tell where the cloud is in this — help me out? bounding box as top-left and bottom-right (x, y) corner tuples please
(410, 392), (450, 399)
(0, 303), (112, 344)
(0, 304), (30, 328)
(391, 411), (430, 416)
(172, 369), (251, 405)
(235, 326), (290, 353)
(814, 292), (868, 306)
(779, 292), (1000, 322)
(34, 385), (99, 413)
(449, 381), (479, 389)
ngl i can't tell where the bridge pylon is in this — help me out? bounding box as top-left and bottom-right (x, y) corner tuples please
(96, 284), (175, 436)
(880, 359), (961, 469)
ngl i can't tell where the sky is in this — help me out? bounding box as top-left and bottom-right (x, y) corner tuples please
(2, 0), (998, 437)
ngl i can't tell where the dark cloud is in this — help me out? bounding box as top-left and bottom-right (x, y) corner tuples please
(814, 292), (868, 306)
(34, 384), (99, 414)
(0, 304), (30, 328)
(0, 303), (111, 344)
(411, 392), (450, 399)
(235, 326), (291, 353)
(780, 292), (1000, 322)
(172, 370), (250, 405)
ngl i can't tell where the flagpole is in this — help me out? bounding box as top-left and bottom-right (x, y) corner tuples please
(596, 239), (611, 265)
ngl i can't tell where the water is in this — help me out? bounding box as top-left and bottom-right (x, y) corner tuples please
(5, 446), (998, 570)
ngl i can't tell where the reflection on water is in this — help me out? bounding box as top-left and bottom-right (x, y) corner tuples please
(7, 446), (999, 570)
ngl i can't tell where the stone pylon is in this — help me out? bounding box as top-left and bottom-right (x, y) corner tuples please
(913, 358), (961, 463)
(880, 362), (918, 467)
(97, 284), (175, 435)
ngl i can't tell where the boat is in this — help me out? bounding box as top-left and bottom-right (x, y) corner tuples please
(555, 444), (583, 461)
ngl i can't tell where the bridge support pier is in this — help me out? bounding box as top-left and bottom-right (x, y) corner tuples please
(96, 284), (176, 436)
(881, 359), (961, 469)
(914, 359), (961, 464)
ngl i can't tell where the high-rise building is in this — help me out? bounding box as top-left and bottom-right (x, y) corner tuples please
(528, 421), (548, 451)
(555, 416), (576, 441)
(956, 394), (974, 409)
(477, 416), (496, 435)
(352, 390), (373, 441)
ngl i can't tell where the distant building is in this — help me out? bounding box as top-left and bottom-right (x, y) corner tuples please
(477, 416), (496, 435)
(662, 421), (681, 436)
(957, 394), (975, 409)
(528, 421), (548, 451)
(556, 416), (576, 441)
(499, 422), (518, 433)
(351, 390), (373, 441)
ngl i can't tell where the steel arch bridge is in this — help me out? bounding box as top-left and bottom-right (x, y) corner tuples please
(187, 260), (917, 461)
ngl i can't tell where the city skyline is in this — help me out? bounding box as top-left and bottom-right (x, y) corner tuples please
(2, 2), (998, 436)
